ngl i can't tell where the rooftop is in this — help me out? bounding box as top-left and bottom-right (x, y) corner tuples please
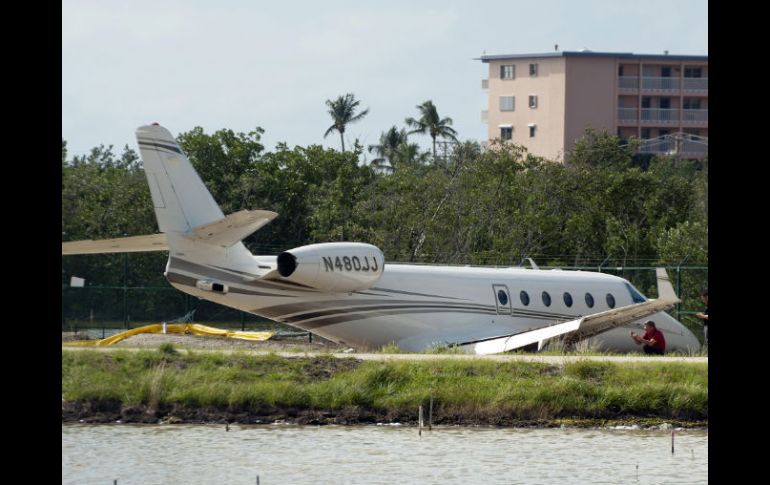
(477, 51), (708, 62)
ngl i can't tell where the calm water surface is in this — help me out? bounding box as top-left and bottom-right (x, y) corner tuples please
(62, 423), (707, 484)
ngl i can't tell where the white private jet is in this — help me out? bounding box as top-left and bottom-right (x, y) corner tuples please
(62, 124), (701, 354)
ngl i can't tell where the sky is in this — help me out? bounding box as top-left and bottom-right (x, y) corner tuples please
(62, 0), (708, 160)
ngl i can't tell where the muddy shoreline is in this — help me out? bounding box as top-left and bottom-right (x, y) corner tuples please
(61, 400), (706, 429)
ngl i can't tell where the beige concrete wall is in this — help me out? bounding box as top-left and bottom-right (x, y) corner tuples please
(563, 57), (618, 158)
(486, 57), (567, 161)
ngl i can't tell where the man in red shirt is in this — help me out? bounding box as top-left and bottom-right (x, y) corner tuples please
(630, 321), (666, 355)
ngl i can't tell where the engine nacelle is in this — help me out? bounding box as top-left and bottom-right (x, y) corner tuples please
(276, 242), (384, 293)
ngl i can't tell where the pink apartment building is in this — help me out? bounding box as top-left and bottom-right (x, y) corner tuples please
(479, 51), (708, 161)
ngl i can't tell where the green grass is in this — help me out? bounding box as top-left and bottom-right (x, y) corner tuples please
(62, 349), (708, 423)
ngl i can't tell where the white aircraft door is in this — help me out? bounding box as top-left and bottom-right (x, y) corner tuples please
(492, 284), (512, 315)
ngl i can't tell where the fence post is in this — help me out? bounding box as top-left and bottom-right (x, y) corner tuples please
(675, 256), (689, 321)
(123, 253), (129, 329)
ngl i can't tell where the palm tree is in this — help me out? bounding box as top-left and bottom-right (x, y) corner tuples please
(405, 100), (458, 161)
(368, 126), (407, 172)
(324, 94), (369, 152)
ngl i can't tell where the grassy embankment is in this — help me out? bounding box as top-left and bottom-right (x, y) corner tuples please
(62, 347), (708, 427)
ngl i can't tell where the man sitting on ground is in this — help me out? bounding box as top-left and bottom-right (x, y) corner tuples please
(630, 320), (666, 355)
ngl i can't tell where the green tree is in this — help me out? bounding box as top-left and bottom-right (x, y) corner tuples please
(405, 100), (458, 162)
(367, 126), (407, 173)
(324, 93), (369, 152)
(176, 126), (265, 214)
(567, 128), (638, 170)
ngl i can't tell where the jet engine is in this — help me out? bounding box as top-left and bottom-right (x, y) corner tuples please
(276, 242), (384, 293)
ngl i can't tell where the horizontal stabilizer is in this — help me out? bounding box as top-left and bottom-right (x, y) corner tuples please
(463, 296), (679, 355)
(185, 210), (278, 248)
(62, 234), (168, 255)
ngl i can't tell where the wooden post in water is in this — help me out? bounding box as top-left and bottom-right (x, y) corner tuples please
(418, 405), (424, 436)
(428, 395), (433, 431)
(671, 430), (675, 454)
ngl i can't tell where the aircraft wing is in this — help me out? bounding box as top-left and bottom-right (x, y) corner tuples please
(461, 296), (679, 355)
(62, 234), (168, 255)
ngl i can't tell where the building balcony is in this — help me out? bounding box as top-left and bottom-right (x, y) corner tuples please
(641, 108), (679, 124)
(641, 77), (679, 91)
(638, 135), (707, 158)
(682, 109), (708, 125)
(618, 76), (708, 94)
(617, 108), (709, 127)
(617, 108), (638, 126)
(618, 76), (639, 91)
(683, 77), (708, 93)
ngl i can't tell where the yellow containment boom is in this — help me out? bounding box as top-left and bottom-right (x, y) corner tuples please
(62, 323), (275, 347)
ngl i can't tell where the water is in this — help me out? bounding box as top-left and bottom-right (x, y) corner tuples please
(62, 424), (707, 484)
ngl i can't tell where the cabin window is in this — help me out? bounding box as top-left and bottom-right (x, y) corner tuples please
(563, 292), (573, 307)
(606, 293), (616, 309)
(497, 289), (508, 306)
(585, 293), (594, 308)
(520, 291), (530, 306)
(542, 291), (551, 307)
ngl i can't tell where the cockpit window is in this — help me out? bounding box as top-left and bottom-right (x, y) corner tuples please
(624, 282), (648, 303)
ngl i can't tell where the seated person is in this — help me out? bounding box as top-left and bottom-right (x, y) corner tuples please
(630, 320), (666, 355)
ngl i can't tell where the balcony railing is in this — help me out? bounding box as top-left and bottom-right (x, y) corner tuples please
(481, 79), (489, 90)
(683, 109), (708, 123)
(641, 108), (679, 123)
(619, 76), (708, 92)
(617, 108), (638, 120)
(683, 77), (708, 91)
(618, 76), (638, 89)
(641, 77), (679, 90)
(619, 108), (709, 125)
(638, 133), (708, 158)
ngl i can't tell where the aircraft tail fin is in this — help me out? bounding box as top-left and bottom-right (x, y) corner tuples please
(136, 124), (224, 234)
(134, 124), (260, 268)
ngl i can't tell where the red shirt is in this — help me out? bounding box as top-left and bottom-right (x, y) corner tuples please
(643, 328), (666, 351)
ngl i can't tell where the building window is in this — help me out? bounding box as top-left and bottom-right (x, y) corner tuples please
(500, 127), (512, 140)
(529, 125), (536, 138)
(618, 65), (624, 76)
(641, 128), (651, 139)
(659, 97), (671, 109)
(661, 66), (672, 77)
(528, 95), (538, 109)
(529, 63), (538, 76)
(683, 98), (701, 109)
(500, 65), (515, 80)
(499, 96), (515, 112)
(641, 97), (651, 108)
(684, 67), (702, 78)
